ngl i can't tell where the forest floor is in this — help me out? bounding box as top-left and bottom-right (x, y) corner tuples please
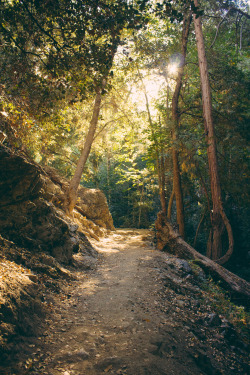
(2, 229), (249, 375)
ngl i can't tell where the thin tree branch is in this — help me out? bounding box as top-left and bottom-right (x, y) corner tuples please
(230, 7), (250, 19)
(0, 24), (49, 68)
(20, 0), (62, 52)
(210, 6), (250, 48)
(210, 12), (230, 48)
(193, 207), (207, 248)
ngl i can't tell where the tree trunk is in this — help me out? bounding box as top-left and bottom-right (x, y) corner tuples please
(155, 212), (249, 305)
(193, 0), (233, 263)
(157, 152), (167, 215)
(172, 147), (185, 236)
(160, 153), (167, 215)
(170, 13), (192, 238)
(167, 187), (175, 220)
(64, 89), (102, 214)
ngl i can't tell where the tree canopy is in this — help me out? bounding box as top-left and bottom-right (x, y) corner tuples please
(0, 0), (249, 273)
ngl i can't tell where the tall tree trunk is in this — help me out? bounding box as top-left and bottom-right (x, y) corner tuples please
(193, 0), (233, 264)
(64, 89), (102, 214)
(170, 12), (192, 238)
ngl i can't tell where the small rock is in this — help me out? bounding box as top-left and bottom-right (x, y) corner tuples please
(28, 274), (38, 283)
(75, 349), (90, 359)
(197, 270), (206, 281)
(176, 259), (192, 274)
(207, 313), (222, 327)
(176, 300), (185, 308)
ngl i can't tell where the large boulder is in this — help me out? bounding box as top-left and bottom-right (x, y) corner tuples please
(77, 187), (115, 230)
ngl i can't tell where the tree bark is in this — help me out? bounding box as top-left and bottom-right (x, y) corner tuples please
(193, 0), (234, 263)
(193, 208), (206, 248)
(167, 187), (175, 220)
(172, 147), (185, 236)
(64, 89), (102, 214)
(170, 13), (192, 238)
(157, 152), (167, 215)
(155, 212), (250, 305)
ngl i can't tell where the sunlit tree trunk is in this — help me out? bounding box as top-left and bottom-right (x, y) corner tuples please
(193, 0), (233, 263)
(64, 89), (102, 214)
(170, 13), (192, 238)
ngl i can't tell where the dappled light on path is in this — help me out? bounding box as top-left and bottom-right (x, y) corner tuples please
(8, 229), (249, 375)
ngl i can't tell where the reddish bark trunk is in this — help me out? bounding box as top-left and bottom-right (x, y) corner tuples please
(193, 0), (233, 263)
(172, 147), (185, 236)
(167, 187), (175, 220)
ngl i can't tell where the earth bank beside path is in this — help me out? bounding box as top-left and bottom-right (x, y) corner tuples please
(2, 229), (249, 375)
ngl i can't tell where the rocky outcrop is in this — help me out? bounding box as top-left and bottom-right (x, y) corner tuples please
(0, 145), (114, 262)
(0, 147), (81, 262)
(1, 198), (80, 263)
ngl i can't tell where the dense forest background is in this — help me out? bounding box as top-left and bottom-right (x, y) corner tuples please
(0, 0), (249, 278)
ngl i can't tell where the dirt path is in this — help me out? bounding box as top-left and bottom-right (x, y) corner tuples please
(8, 229), (249, 375)
(30, 229), (198, 375)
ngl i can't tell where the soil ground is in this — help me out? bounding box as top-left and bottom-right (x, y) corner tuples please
(2, 229), (249, 375)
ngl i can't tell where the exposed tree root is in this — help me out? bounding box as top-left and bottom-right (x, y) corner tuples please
(215, 205), (234, 265)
